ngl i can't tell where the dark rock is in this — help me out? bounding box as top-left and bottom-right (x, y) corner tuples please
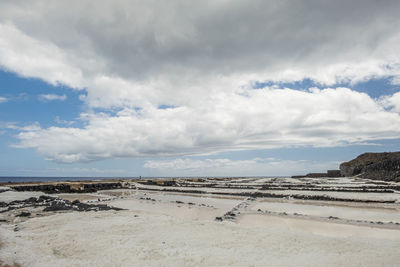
(0, 194), (124, 214)
(16, 211), (31, 217)
(305, 173), (328, 178)
(11, 182), (123, 194)
(225, 211), (236, 217)
(340, 152), (400, 181)
(43, 201), (72, 212)
(327, 170), (342, 177)
(137, 180), (177, 187)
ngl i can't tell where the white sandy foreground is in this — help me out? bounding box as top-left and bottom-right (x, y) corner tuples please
(1, 178), (400, 266)
(1, 209), (400, 267)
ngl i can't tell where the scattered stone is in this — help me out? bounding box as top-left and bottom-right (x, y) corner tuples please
(328, 216), (339, 220)
(0, 195), (124, 215)
(11, 182), (123, 194)
(225, 211), (236, 217)
(16, 212), (31, 217)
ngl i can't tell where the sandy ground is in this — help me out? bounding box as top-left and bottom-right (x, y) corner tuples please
(1, 178), (400, 266)
(1, 209), (399, 267)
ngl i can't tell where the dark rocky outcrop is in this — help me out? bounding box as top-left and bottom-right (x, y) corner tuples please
(340, 152), (400, 181)
(11, 182), (123, 194)
(16, 211), (31, 217)
(42, 199), (124, 212)
(1, 195), (124, 214)
(136, 180), (177, 187)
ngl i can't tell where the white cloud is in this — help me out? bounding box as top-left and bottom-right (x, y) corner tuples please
(6, 122), (41, 132)
(0, 96), (7, 103)
(0, 24), (84, 88)
(55, 116), (74, 126)
(0, 1), (399, 109)
(20, 123), (41, 132)
(38, 94), (67, 102)
(0, 1), (400, 162)
(380, 92), (400, 113)
(14, 87), (400, 163)
(144, 157), (340, 176)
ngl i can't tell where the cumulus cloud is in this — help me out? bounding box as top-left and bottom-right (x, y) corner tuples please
(38, 94), (67, 102)
(380, 92), (400, 113)
(14, 87), (400, 162)
(144, 157), (340, 176)
(0, 24), (84, 88)
(0, 1), (399, 108)
(0, 1), (400, 162)
(0, 96), (7, 103)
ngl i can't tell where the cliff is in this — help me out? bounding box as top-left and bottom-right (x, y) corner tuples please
(340, 152), (400, 181)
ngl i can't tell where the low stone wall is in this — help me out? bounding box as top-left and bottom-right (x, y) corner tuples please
(11, 182), (123, 194)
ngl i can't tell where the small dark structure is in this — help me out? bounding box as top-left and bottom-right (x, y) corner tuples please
(327, 170), (342, 177)
(292, 170), (342, 178)
(305, 173), (328, 178)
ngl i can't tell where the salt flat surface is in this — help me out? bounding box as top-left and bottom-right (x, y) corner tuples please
(134, 184), (258, 194)
(1, 210), (400, 267)
(57, 193), (109, 202)
(252, 201), (400, 223)
(2, 177), (400, 266)
(0, 190), (46, 203)
(104, 190), (244, 220)
(109, 199), (222, 221)
(239, 214), (400, 240)
(267, 190), (400, 201)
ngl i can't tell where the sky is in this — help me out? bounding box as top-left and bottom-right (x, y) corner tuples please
(1, 0), (400, 177)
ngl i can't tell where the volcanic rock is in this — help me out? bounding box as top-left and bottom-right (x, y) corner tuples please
(340, 152), (400, 181)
